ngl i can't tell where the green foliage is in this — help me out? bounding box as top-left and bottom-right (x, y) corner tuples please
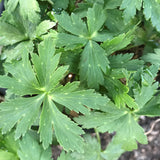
(75, 102), (148, 151)
(133, 65), (159, 108)
(120, 0), (142, 23)
(18, 132), (52, 160)
(55, 3), (112, 89)
(109, 53), (144, 71)
(6, 0), (40, 22)
(52, 0), (69, 10)
(0, 0), (160, 159)
(0, 131), (19, 160)
(142, 48), (160, 65)
(0, 38), (108, 152)
(58, 135), (124, 160)
(101, 31), (134, 56)
(0, 7), (55, 61)
(143, 0), (160, 32)
(0, 131), (52, 160)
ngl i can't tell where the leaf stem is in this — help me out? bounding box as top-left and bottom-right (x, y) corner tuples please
(94, 128), (101, 145)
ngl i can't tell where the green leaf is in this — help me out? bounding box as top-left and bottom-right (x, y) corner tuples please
(120, 0), (142, 22)
(39, 96), (84, 152)
(55, 4), (111, 89)
(101, 31), (134, 56)
(50, 82), (109, 114)
(58, 134), (123, 160)
(75, 105), (147, 151)
(58, 134), (121, 160)
(54, 11), (88, 37)
(111, 113), (148, 151)
(73, 3), (91, 18)
(105, 9), (136, 33)
(70, 135), (104, 160)
(134, 83), (158, 108)
(6, 0), (19, 13)
(31, 38), (61, 88)
(0, 54), (40, 96)
(0, 150), (18, 160)
(2, 41), (34, 62)
(0, 131), (19, 155)
(57, 151), (74, 160)
(18, 132), (52, 160)
(101, 141), (124, 160)
(36, 20), (56, 37)
(56, 33), (88, 50)
(104, 76), (138, 109)
(133, 65), (159, 108)
(142, 48), (160, 65)
(32, 39), (108, 151)
(60, 49), (81, 73)
(109, 68), (131, 81)
(0, 95), (44, 138)
(109, 53), (144, 71)
(0, 132), (19, 160)
(6, 0), (40, 23)
(136, 95), (160, 116)
(87, 3), (107, 35)
(19, 0), (40, 22)
(0, 22), (27, 46)
(80, 41), (109, 89)
(52, 0), (69, 10)
(104, 0), (122, 9)
(143, 0), (160, 31)
(0, 6), (41, 63)
(91, 30), (113, 42)
(141, 65), (159, 86)
(0, 38), (108, 152)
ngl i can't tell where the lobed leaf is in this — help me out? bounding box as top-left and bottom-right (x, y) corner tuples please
(87, 3), (107, 35)
(75, 105), (147, 151)
(36, 20), (56, 37)
(104, 76), (138, 109)
(0, 38), (108, 152)
(56, 33), (88, 50)
(0, 95), (44, 138)
(0, 150), (18, 160)
(58, 134), (123, 160)
(109, 53), (144, 71)
(142, 48), (160, 65)
(133, 65), (159, 109)
(5, 0), (40, 23)
(104, 0), (122, 9)
(136, 95), (160, 116)
(80, 41), (109, 89)
(51, 82), (109, 114)
(0, 22), (27, 46)
(54, 11), (88, 37)
(101, 31), (134, 56)
(120, 0), (142, 22)
(143, 0), (160, 31)
(52, 0), (69, 10)
(39, 97), (85, 152)
(55, 4), (111, 89)
(18, 132), (52, 160)
(19, 0), (40, 22)
(2, 41), (34, 62)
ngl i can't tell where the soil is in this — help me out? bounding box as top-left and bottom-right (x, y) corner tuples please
(52, 116), (160, 160)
